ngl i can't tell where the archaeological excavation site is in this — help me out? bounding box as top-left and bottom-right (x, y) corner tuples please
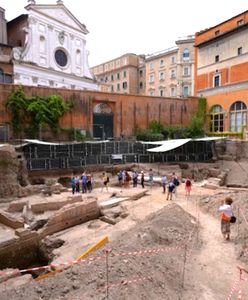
(0, 138), (248, 299)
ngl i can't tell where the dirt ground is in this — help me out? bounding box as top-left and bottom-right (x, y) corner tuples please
(1, 179), (248, 300)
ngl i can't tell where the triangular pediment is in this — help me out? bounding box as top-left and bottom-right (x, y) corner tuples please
(25, 4), (89, 34)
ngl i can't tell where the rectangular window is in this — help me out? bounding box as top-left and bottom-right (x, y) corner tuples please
(150, 91), (155, 96)
(160, 59), (164, 67)
(170, 69), (176, 78)
(237, 19), (244, 26)
(123, 82), (127, 89)
(238, 47), (242, 56)
(117, 73), (120, 80)
(183, 86), (189, 97)
(105, 76), (108, 82)
(139, 81), (143, 89)
(123, 70), (127, 78)
(117, 83), (120, 91)
(111, 74), (114, 81)
(171, 56), (176, 64)
(171, 87), (176, 97)
(111, 85), (114, 92)
(215, 55), (219, 62)
(149, 74), (154, 83)
(150, 63), (154, 70)
(160, 89), (164, 97)
(139, 70), (143, 77)
(214, 74), (220, 87)
(183, 67), (189, 76)
(159, 72), (164, 80)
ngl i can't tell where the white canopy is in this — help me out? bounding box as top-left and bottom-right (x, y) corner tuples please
(146, 137), (226, 153)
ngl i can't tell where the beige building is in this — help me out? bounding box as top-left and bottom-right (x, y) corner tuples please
(145, 36), (195, 98)
(91, 53), (145, 94)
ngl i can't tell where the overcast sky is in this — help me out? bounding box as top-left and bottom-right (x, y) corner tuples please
(1, 0), (247, 67)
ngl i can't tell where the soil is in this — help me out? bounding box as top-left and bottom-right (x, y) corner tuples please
(1, 181), (248, 300)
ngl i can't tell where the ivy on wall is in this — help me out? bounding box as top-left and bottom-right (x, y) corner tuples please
(6, 86), (71, 137)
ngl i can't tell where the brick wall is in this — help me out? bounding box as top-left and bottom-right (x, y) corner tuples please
(0, 84), (198, 140)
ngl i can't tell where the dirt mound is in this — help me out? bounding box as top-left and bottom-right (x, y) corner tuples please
(0, 203), (197, 300)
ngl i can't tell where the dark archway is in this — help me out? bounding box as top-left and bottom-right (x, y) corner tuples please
(93, 103), (113, 139)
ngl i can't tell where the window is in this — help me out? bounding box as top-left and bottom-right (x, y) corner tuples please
(183, 67), (189, 76)
(230, 101), (247, 132)
(182, 48), (190, 61)
(39, 36), (46, 53)
(149, 74), (154, 83)
(215, 55), (219, 62)
(117, 73), (120, 80)
(160, 89), (164, 97)
(139, 81), (143, 89)
(160, 59), (164, 67)
(54, 49), (68, 67)
(111, 74), (114, 81)
(150, 63), (154, 70)
(170, 69), (176, 78)
(139, 70), (143, 77)
(171, 56), (176, 64)
(123, 70), (127, 78)
(183, 86), (189, 97)
(213, 74), (220, 87)
(215, 30), (220, 36)
(111, 85), (114, 92)
(170, 87), (176, 97)
(117, 83), (120, 91)
(150, 91), (155, 96)
(209, 105), (224, 132)
(237, 19), (244, 26)
(105, 76), (108, 82)
(76, 50), (81, 65)
(238, 47), (242, 56)
(123, 82), (127, 89)
(159, 72), (164, 81)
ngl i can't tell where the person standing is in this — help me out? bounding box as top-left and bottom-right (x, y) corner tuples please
(166, 177), (175, 201)
(141, 171), (145, 188)
(161, 175), (167, 193)
(101, 172), (109, 192)
(149, 169), (154, 189)
(132, 171), (138, 187)
(71, 176), (76, 194)
(185, 176), (192, 196)
(219, 197), (234, 240)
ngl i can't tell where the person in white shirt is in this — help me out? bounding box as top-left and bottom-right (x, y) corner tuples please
(219, 197), (233, 240)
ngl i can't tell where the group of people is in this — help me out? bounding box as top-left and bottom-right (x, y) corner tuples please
(71, 173), (92, 194)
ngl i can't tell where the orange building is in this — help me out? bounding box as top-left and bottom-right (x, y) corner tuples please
(195, 10), (248, 134)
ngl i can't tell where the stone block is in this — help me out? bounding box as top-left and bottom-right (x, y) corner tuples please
(8, 201), (27, 213)
(0, 209), (24, 229)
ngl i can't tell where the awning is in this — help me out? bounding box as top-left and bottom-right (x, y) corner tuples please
(147, 139), (191, 152)
(146, 137), (226, 153)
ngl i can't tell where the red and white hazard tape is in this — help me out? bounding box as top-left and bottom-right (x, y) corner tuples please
(226, 278), (241, 300)
(0, 244), (185, 278)
(110, 245), (183, 258)
(237, 289), (242, 300)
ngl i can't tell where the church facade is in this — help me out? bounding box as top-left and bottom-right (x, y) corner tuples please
(5, 0), (98, 90)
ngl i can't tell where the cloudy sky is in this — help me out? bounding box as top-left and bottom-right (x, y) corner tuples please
(1, 0), (247, 67)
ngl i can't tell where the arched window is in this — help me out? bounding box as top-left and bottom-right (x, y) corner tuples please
(209, 105), (224, 132)
(39, 36), (46, 53)
(230, 101), (247, 132)
(94, 103), (112, 114)
(182, 48), (190, 61)
(76, 49), (81, 65)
